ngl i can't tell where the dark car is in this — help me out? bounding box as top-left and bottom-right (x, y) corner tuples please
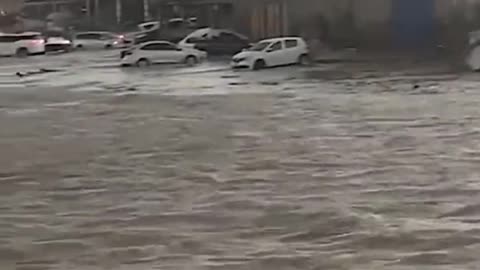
(178, 28), (250, 56)
(130, 19), (199, 45)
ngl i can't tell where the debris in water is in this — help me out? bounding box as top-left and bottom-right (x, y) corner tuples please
(260, 81), (279, 86)
(221, 75), (240, 79)
(229, 82), (248, 86)
(16, 68), (61, 78)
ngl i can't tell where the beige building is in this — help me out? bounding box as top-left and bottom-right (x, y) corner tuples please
(0, 0), (24, 14)
(234, 0), (480, 49)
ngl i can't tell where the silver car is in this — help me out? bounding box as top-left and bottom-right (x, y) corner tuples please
(73, 31), (130, 50)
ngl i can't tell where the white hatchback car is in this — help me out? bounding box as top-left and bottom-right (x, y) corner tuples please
(0, 32), (45, 57)
(121, 41), (207, 67)
(231, 37), (310, 70)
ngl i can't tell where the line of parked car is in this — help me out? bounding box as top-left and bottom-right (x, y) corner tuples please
(0, 29), (133, 57)
(118, 28), (311, 70)
(0, 26), (312, 71)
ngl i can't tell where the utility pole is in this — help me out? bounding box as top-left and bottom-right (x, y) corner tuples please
(143, 0), (150, 21)
(94, 0), (99, 22)
(85, 0), (90, 18)
(116, 0), (122, 25)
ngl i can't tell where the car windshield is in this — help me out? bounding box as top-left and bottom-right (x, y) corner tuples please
(250, 41), (271, 51)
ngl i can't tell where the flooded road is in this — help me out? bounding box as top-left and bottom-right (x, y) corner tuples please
(1, 51), (480, 270)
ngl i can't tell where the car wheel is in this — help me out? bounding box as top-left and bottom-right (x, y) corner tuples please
(16, 48), (29, 58)
(253, 59), (266, 70)
(298, 54), (311, 66)
(136, 58), (150, 68)
(185, 55), (197, 66)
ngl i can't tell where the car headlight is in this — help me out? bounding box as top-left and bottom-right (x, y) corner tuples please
(233, 57), (246, 63)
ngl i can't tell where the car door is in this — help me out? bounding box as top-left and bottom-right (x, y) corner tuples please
(158, 42), (185, 63)
(226, 33), (250, 55)
(0, 35), (15, 56)
(264, 41), (285, 67)
(89, 33), (105, 49)
(74, 33), (87, 47)
(76, 33), (96, 48)
(284, 39), (300, 64)
(100, 33), (116, 47)
(139, 43), (166, 63)
(212, 32), (248, 55)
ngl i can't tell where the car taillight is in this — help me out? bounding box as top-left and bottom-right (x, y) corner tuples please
(30, 39), (44, 44)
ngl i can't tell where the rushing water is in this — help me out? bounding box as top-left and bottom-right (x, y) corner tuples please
(1, 58), (480, 270)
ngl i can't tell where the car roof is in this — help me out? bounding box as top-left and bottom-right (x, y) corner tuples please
(0, 31), (41, 36)
(185, 28), (248, 40)
(76, 31), (111, 35)
(259, 37), (303, 43)
(137, 40), (175, 46)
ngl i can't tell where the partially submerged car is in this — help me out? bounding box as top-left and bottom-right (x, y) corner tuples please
(178, 28), (250, 56)
(231, 37), (310, 70)
(120, 40), (207, 67)
(126, 19), (199, 45)
(466, 29), (480, 71)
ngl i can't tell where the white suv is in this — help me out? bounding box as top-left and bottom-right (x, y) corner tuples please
(0, 32), (45, 57)
(231, 37), (310, 70)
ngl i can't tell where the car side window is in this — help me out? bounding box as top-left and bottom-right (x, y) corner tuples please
(77, 33), (99, 40)
(18, 35), (40, 40)
(141, 43), (160, 50)
(0, 35), (16, 42)
(268, 41), (282, 52)
(141, 43), (176, 50)
(100, 33), (114, 40)
(158, 43), (177, 50)
(285, 39), (298, 48)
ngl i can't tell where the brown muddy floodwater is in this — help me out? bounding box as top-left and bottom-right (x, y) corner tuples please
(0, 59), (480, 270)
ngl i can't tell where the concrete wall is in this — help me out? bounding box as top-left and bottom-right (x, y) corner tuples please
(237, 0), (393, 47)
(234, 0), (480, 49)
(352, 0), (391, 47)
(435, 0), (480, 51)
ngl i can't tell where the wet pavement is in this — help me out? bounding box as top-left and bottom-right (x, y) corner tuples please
(1, 51), (480, 270)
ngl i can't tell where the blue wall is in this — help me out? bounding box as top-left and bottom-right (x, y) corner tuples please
(392, 0), (435, 48)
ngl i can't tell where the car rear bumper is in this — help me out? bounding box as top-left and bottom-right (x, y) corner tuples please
(46, 43), (72, 52)
(28, 45), (45, 55)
